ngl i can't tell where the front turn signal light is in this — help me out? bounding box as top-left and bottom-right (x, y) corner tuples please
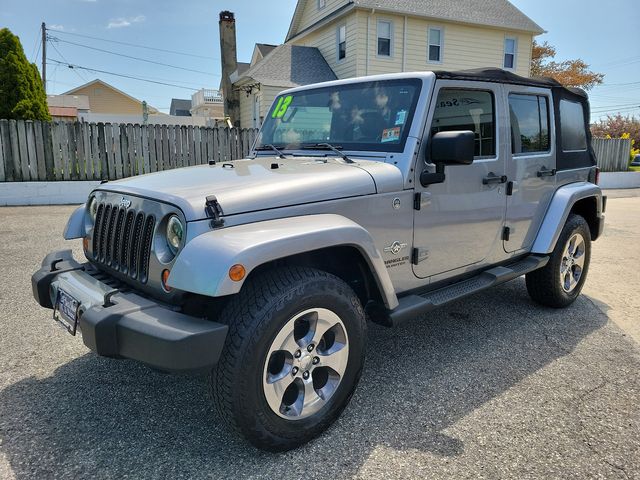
(229, 264), (246, 282)
(161, 269), (172, 292)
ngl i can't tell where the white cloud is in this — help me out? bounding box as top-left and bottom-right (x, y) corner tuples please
(49, 24), (65, 30)
(107, 14), (145, 29)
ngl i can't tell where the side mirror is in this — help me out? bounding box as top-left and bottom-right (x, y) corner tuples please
(430, 130), (475, 165)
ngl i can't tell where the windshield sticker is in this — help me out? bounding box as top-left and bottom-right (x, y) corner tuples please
(381, 127), (401, 143)
(395, 110), (407, 126)
(272, 95), (293, 119)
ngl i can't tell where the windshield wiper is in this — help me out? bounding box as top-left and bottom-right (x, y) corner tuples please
(254, 144), (287, 159)
(301, 143), (354, 164)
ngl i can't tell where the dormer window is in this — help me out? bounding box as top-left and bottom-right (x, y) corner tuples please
(317, 0), (326, 10)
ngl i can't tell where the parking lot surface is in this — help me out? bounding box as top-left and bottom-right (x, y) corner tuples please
(0, 194), (639, 479)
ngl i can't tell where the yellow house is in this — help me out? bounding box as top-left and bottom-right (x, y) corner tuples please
(63, 79), (160, 116)
(287, 0), (544, 78)
(226, 0), (544, 128)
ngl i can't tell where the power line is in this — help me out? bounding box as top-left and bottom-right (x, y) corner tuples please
(48, 40), (88, 83)
(48, 36), (219, 77)
(46, 27), (217, 61)
(591, 106), (640, 115)
(47, 58), (201, 91)
(48, 36), (219, 78)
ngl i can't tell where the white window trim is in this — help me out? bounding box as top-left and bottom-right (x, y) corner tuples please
(376, 19), (394, 58)
(336, 24), (347, 63)
(317, 0), (326, 10)
(427, 26), (444, 64)
(504, 36), (518, 71)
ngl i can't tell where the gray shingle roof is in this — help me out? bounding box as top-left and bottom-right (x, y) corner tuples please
(237, 45), (337, 88)
(256, 43), (278, 58)
(354, 0), (543, 33)
(170, 98), (192, 116)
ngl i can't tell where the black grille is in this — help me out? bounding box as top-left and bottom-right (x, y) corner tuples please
(92, 202), (155, 283)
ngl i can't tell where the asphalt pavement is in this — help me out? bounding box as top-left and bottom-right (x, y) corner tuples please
(0, 194), (638, 479)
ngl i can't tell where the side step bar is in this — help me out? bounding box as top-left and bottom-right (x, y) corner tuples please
(382, 254), (549, 327)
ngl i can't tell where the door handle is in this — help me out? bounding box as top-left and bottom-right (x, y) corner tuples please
(537, 167), (556, 177)
(482, 172), (507, 185)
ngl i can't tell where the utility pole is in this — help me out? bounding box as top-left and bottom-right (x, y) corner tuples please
(41, 22), (46, 93)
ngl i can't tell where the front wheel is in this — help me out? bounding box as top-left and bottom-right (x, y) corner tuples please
(210, 267), (367, 451)
(526, 213), (592, 308)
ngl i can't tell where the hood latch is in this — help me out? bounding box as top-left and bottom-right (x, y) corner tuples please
(205, 195), (225, 228)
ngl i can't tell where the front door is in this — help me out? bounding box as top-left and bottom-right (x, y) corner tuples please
(503, 86), (557, 253)
(413, 82), (507, 279)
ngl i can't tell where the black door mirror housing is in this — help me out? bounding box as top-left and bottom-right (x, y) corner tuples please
(420, 130), (476, 187)
(430, 130), (475, 165)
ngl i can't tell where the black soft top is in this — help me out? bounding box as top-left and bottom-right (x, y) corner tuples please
(433, 68), (595, 171)
(433, 67), (588, 99)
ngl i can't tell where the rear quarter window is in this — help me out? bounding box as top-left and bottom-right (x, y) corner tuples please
(560, 100), (587, 152)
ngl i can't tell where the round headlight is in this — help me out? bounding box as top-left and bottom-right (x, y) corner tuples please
(166, 215), (184, 254)
(88, 197), (98, 222)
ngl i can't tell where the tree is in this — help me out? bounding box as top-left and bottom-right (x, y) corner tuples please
(531, 40), (604, 90)
(0, 28), (50, 121)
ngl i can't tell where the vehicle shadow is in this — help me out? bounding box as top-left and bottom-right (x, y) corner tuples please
(0, 279), (608, 479)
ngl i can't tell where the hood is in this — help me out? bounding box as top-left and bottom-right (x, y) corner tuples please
(95, 157), (400, 221)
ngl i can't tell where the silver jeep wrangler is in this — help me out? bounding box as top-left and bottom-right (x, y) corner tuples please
(33, 68), (605, 451)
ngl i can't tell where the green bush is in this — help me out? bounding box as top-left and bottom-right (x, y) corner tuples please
(0, 28), (50, 121)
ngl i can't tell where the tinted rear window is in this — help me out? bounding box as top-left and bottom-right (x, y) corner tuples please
(560, 100), (587, 152)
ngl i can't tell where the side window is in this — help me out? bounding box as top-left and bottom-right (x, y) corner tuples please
(509, 94), (550, 154)
(428, 27), (443, 63)
(560, 100), (587, 152)
(337, 25), (346, 61)
(504, 37), (517, 69)
(431, 89), (496, 157)
(377, 21), (392, 56)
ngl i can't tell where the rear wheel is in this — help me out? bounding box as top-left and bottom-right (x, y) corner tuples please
(210, 267), (366, 451)
(526, 214), (591, 308)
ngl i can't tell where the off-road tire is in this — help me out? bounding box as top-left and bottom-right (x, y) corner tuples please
(526, 213), (591, 308)
(210, 266), (367, 452)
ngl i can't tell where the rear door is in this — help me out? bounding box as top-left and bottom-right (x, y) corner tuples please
(503, 87), (556, 253)
(412, 81), (507, 279)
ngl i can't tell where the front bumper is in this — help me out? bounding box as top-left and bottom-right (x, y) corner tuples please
(32, 250), (228, 372)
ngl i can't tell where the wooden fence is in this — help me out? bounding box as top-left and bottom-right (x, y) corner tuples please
(0, 119), (258, 182)
(592, 137), (632, 172)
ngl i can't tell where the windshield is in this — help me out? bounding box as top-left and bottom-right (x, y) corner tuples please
(256, 78), (422, 153)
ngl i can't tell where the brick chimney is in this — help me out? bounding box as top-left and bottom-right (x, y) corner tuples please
(219, 11), (240, 127)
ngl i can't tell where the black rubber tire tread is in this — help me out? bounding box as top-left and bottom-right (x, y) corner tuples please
(526, 213), (592, 308)
(209, 266), (367, 452)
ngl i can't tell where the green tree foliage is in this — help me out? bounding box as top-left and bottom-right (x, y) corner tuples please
(0, 28), (50, 120)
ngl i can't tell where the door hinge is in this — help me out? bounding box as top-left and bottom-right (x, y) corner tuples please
(506, 181), (514, 196)
(413, 192), (432, 211)
(412, 248), (429, 265)
(502, 226), (511, 241)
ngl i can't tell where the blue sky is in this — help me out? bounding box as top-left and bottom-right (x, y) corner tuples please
(1, 0), (638, 120)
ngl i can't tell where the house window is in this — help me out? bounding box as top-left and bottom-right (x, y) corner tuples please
(428, 27), (442, 63)
(504, 37), (517, 69)
(377, 20), (392, 56)
(337, 25), (346, 60)
(317, 0), (326, 10)
(509, 94), (550, 154)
